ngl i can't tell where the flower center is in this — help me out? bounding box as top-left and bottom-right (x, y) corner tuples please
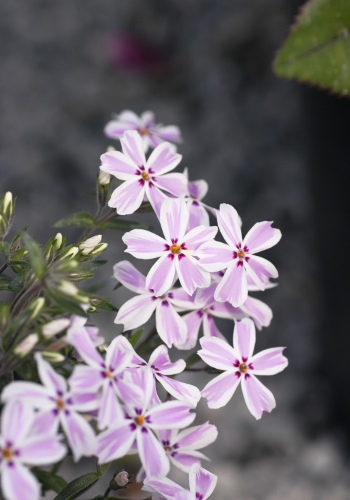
(170, 244), (181, 254)
(141, 171), (150, 181)
(139, 127), (148, 136)
(237, 250), (246, 258)
(135, 415), (145, 426)
(164, 445), (172, 452)
(105, 369), (113, 378)
(239, 363), (248, 373)
(56, 397), (65, 411)
(3, 448), (12, 460)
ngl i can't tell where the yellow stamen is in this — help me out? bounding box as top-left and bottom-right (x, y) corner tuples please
(141, 171), (149, 181)
(238, 250), (246, 258)
(135, 415), (145, 426)
(239, 363), (247, 373)
(164, 445), (172, 452)
(56, 398), (65, 411)
(105, 369), (112, 378)
(139, 128), (148, 136)
(170, 244), (181, 254)
(3, 448), (12, 460)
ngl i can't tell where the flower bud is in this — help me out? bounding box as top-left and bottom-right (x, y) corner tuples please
(61, 246), (79, 260)
(14, 334), (38, 357)
(115, 471), (129, 487)
(2, 192), (13, 216)
(42, 351), (65, 363)
(54, 233), (63, 249)
(79, 235), (102, 255)
(42, 318), (70, 339)
(58, 280), (90, 303)
(98, 170), (111, 186)
(90, 242), (108, 256)
(28, 297), (45, 321)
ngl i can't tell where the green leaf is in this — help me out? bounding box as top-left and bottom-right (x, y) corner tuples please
(32, 468), (67, 494)
(53, 212), (95, 228)
(0, 274), (12, 290)
(129, 328), (143, 347)
(98, 218), (149, 231)
(0, 241), (9, 259)
(54, 472), (100, 500)
(274, 0), (350, 95)
(21, 232), (47, 281)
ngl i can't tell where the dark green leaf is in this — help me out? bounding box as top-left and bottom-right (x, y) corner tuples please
(0, 274), (12, 290)
(32, 468), (67, 494)
(45, 288), (88, 317)
(274, 0), (350, 95)
(98, 218), (148, 231)
(185, 352), (201, 368)
(53, 212), (95, 228)
(21, 232), (47, 281)
(0, 241), (9, 259)
(53, 472), (99, 500)
(129, 328), (143, 347)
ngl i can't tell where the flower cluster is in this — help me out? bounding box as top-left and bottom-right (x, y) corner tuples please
(0, 111), (287, 499)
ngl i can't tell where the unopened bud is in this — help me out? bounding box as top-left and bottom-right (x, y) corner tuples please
(14, 334), (38, 357)
(58, 280), (89, 303)
(28, 297), (45, 321)
(79, 235), (102, 255)
(42, 351), (65, 363)
(2, 192), (13, 216)
(91, 242), (108, 256)
(115, 471), (129, 487)
(61, 246), (79, 260)
(42, 318), (70, 339)
(98, 170), (111, 186)
(54, 233), (63, 249)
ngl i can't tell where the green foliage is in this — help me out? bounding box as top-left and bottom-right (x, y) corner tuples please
(21, 231), (47, 281)
(274, 0), (350, 95)
(32, 469), (67, 494)
(53, 472), (101, 500)
(129, 328), (144, 347)
(53, 212), (96, 228)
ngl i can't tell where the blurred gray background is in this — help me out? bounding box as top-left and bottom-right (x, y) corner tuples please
(1, 0), (350, 498)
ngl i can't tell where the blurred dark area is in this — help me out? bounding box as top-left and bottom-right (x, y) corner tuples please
(1, 0), (350, 498)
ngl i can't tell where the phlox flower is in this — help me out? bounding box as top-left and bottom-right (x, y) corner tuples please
(157, 422), (218, 473)
(97, 368), (195, 478)
(67, 327), (133, 430)
(0, 400), (66, 500)
(104, 110), (182, 152)
(122, 343), (201, 407)
(123, 198), (217, 296)
(113, 260), (188, 348)
(198, 318), (288, 419)
(143, 463), (217, 500)
(100, 130), (186, 216)
(183, 168), (215, 231)
(197, 203), (281, 307)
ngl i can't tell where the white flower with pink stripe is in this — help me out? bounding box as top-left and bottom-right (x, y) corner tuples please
(198, 318), (288, 419)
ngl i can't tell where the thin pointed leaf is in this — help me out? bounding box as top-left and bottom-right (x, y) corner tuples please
(53, 212), (95, 228)
(32, 469), (67, 494)
(98, 218), (149, 231)
(129, 328), (143, 347)
(54, 472), (100, 500)
(21, 231), (47, 281)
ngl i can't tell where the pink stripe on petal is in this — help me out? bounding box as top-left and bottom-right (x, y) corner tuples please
(241, 373), (276, 419)
(202, 314), (226, 341)
(30, 410), (59, 436)
(244, 221), (281, 254)
(146, 255), (176, 296)
(0, 400), (35, 444)
(241, 296), (273, 330)
(120, 130), (146, 167)
(115, 294), (157, 331)
(201, 370), (241, 409)
(145, 182), (168, 218)
(246, 255), (279, 284)
(147, 142), (182, 175)
(123, 229), (166, 259)
(215, 262), (248, 307)
(104, 120), (137, 139)
(60, 410), (97, 461)
(155, 300), (187, 348)
(69, 365), (103, 393)
(198, 337), (237, 370)
(189, 464), (218, 500)
(156, 125), (182, 143)
(176, 422), (218, 450)
(69, 392), (100, 412)
(156, 375), (201, 407)
(143, 476), (187, 499)
(113, 260), (146, 293)
(2, 382), (54, 411)
(97, 422), (136, 464)
(181, 311), (203, 349)
(141, 111), (155, 127)
(19, 435), (66, 466)
(187, 203), (210, 232)
(149, 345), (185, 375)
(170, 451), (205, 473)
(251, 347), (288, 376)
(118, 110), (141, 125)
(186, 225), (218, 252)
(154, 173), (187, 197)
(176, 255), (211, 296)
(97, 382), (123, 430)
(100, 151), (136, 180)
(67, 328), (103, 369)
(147, 401), (195, 430)
(106, 336), (133, 373)
(160, 198), (189, 243)
(196, 241), (233, 272)
(2, 462), (40, 500)
(233, 318), (256, 361)
(108, 178), (145, 215)
(35, 353), (67, 395)
(217, 204), (242, 247)
(137, 427), (170, 478)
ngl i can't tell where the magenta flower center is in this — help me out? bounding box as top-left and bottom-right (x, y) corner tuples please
(3, 447), (12, 460)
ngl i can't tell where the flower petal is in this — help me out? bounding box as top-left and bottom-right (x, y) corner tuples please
(143, 476), (188, 499)
(120, 130), (146, 167)
(19, 434), (66, 466)
(245, 254), (279, 288)
(186, 225), (218, 252)
(202, 314), (226, 341)
(144, 182), (168, 218)
(1, 382), (53, 412)
(149, 344), (186, 375)
(176, 254), (211, 296)
(201, 370), (241, 409)
(189, 464), (218, 500)
(1, 462), (40, 500)
(100, 151), (136, 180)
(217, 204), (242, 247)
(244, 221), (281, 254)
(233, 318), (256, 361)
(147, 401), (195, 430)
(66, 326), (103, 369)
(106, 336), (133, 373)
(160, 198), (189, 243)
(170, 450), (207, 473)
(146, 255), (176, 296)
(198, 337), (237, 370)
(155, 299), (187, 348)
(215, 262), (248, 307)
(137, 427), (170, 478)
(115, 294), (158, 331)
(156, 125), (182, 143)
(156, 375), (201, 407)
(35, 353), (67, 395)
(69, 365), (103, 393)
(108, 178), (145, 215)
(60, 410), (97, 461)
(147, 142), (181, 175)
(241, 296), (273, 330)
(176, 422), (218, 450)
(251, 347), (288, 375)
(196, 241), (233, 272)
(113, 260), (146, 293)
(241, 373), (276, 419)
(0, 400), (35, 444)
(181, 311), (203, 349)
(187, 202), (210, 232)
(97, 422), (136, 464)
(97, 381), (123, 430)
(154, 173), (187, 197)
(123, 229), (166, 259)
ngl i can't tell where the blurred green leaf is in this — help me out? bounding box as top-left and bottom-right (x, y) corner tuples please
(54, 472), (100, 500)
(98, 218), (148, 231)
(53, 212), (95, 228)
(274, 0), (350, 95)
(129, 328), (143, 347)
(32, 469), (67, 494)
(0, 274), (12, 291)
(21, 232), (47, 281)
